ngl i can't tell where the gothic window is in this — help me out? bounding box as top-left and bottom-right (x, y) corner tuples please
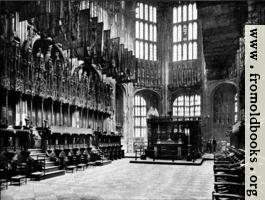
(173, 3), (198, 62)
(183, 5), (187, 21)
(173, 94), (201, 118)
(134, 95), (147, 138)
(135, 2), (157, 61)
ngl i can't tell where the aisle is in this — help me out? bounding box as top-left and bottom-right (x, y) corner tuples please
(1, 159), (214, 200)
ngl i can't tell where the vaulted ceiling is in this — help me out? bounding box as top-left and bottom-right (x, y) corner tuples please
(197, 1), (247, 80)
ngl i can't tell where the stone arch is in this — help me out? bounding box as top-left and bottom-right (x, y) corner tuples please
(210, 82), (238, 141)
(134, 88), (161, 100)
(134, 89), (161, 115)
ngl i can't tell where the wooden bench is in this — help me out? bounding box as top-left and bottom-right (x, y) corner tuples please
(10, 175), (27, 186)
(66, 165), (77, 173)
(77, 163), (86, 171)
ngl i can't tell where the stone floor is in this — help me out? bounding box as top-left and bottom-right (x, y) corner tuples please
(1, 159), (214, 200)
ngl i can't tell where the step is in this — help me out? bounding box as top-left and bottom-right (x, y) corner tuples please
(95, 160), (112, 166)
(45, 161), (56, 167)
(42, 170), (65, 180)
(44, 166), (59, 173)
(30, 153), (46, 159)
(102, 160), (112, 165)
(31, 170), (65, 181)
(28, 149), (43, 154)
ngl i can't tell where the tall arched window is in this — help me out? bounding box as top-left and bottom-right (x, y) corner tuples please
(188, 4), (193, 20)
(173, 7), (177, 23)
(135, 2), (157, 61)
(134, 95), (147, 138)
(178, 6), (182, 22)
(172, 3), (198, 62)
(145, 4), (148, 20)
(173, 94), (201, 118)
(193, 3), (197, 20)
(183, 5), (187, 21)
